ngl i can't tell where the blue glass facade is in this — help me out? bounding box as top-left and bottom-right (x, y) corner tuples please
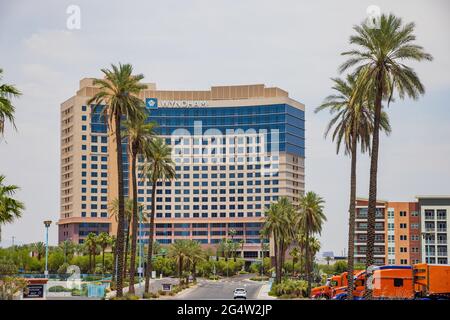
(148, 103), (305, 157)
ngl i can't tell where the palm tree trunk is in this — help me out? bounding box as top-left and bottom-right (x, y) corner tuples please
(179, 257), (183, 284)
(123, 219), (130, 279)
(365, 69), (384, 300)
(144, 179), (157, 293)
(128, 151), (139, 293)
(306, 232), (311, 296)
(102, 248), (105, 273)
(112, 245), (117, 283)
(114, 113), (125, 297)
(93, 249), (96, 273)
(347, 125), (357, 300)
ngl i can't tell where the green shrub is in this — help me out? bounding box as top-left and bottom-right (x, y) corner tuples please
(48, 285), (71, 292)
(124, 294), (140, 300)
(269, 279), (308, 298)
(143, 292), (159, 299)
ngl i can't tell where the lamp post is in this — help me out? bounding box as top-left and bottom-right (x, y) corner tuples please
(43, 220), (52, 278)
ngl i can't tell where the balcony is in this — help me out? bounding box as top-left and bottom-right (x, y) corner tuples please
(438, 228), (447, 233)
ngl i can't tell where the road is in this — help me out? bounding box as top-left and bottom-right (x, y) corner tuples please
(174, 274), (264, 300)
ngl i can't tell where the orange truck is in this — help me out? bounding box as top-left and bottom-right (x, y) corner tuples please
(371, 264), (450, 300)
(311, 271), (362, 299)
(330, 270), (366, 300)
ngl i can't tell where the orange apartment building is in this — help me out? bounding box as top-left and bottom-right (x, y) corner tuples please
(354, 198), (421, 265)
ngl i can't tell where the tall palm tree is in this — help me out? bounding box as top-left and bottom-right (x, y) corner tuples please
(84, 233), (98, 273)
(0, 68), (21, 137)
(0, 175), (25, 242)
(315, 75), (391, 299)
(143, 137), (176, 293)
(109, 236), (117, 282)
(109, 197), (133, 279)
(88, 63), (147, 297)
(298, 192), (326, 295)
(261, 197), (296, 284)
(122, 116), (156, 293)
(97, 232), (110, 274)
(340, 14), (432, 298)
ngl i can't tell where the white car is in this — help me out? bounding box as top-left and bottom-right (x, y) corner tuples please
(233, 288), (247, 299)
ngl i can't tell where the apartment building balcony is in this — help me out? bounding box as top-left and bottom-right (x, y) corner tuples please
(437, 228), (447, 233)
(437, 251), (448, 257)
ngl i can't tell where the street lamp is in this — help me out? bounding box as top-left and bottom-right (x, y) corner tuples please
(43, 220), (52, 278)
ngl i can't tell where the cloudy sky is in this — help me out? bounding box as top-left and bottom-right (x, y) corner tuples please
(0, 0), (449, 254)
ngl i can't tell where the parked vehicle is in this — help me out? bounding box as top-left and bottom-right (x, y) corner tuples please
(371, 263), (450, 300)
(330, 271), (366, 300)
(311, 272), (355, 299)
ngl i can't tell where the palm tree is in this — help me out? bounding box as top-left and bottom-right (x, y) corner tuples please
(143, 137), (176, 293)
(88, 63), (147, 297)
(289, 247), (299, 275)
(187, 240), (205, 282)
(59, 240), (75, 264)
(109, 197), (133, 279)
(97, 232), (110, 274)
(122, 116), (156, 293)
(298, 192), (326, 295)
(109, 236), (117, 282)
(228, 228), (237, 261)
(168, 239), (191, 284)
(340, 14), (432, 298)
(0, 175), (25, 242)
(32, 242), (46, 261)
(315, 75), (391, 299)
(0, 68), (21, 137)
(261, 197), (296, 284)
(84, 233), (98, 273)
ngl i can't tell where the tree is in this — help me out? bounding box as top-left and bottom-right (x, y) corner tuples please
(0, 175), (25, 242)
(0, 68), (21, 137)
(186, 240), (205, 282)
(122, 115), (156, 293)
(97, 232), (110, 274)
(315, 74), (391, 298)
(289, 247), (299, 275)
(298, 192), (326, 296)
(168, 240), (191, 284)
(143, 137), (176, 293)
(261, 197), (296, 284)
(84, 233), (98, 273)
(88, 63), (147, 297)
(340, 14), (432, 299)
(109, 197), (133, 279)
(59, 240), (74, 264)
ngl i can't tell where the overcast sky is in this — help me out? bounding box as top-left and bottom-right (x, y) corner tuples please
(0, 0), (449, 254)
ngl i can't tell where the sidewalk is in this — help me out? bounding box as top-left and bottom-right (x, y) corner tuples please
(256, 282), (276, 300)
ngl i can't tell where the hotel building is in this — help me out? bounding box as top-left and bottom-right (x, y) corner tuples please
(354, 196), (449, 266)
(58, 79), (305, 258)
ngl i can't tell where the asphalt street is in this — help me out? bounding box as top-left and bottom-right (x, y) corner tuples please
(174, 274), (264, 300)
